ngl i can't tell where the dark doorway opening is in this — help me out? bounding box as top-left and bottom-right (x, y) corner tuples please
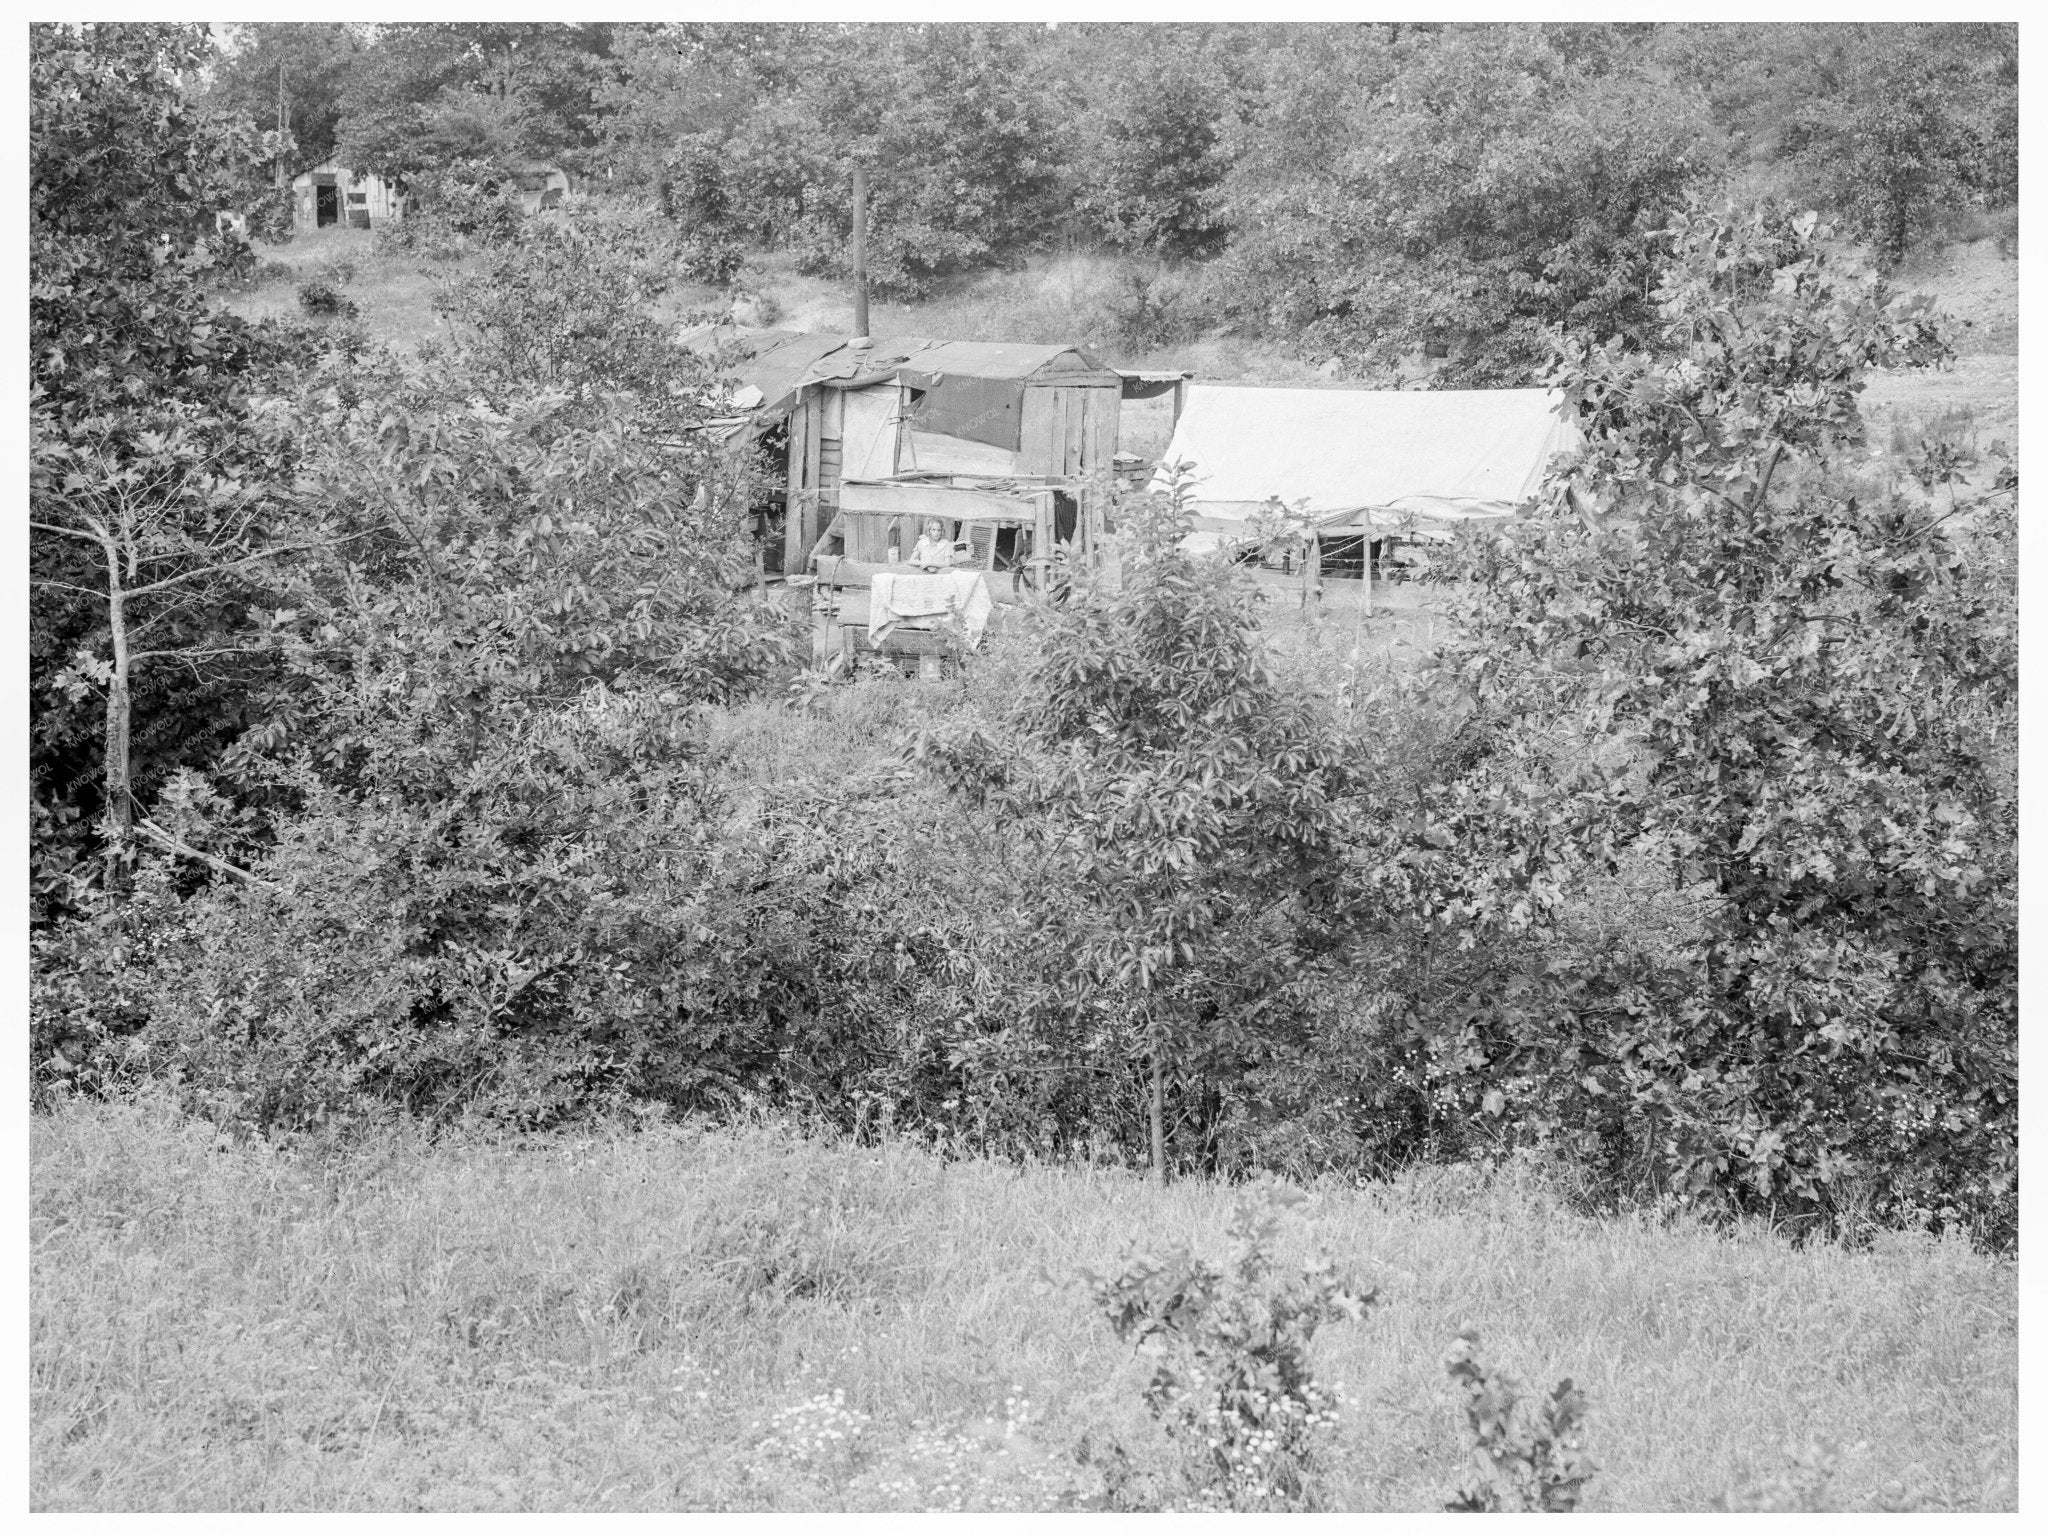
(315, 183), (339, 227)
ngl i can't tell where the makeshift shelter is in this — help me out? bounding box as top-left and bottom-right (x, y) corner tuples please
(1152, 384), (1578, 551)
(683, 327), (1126, 577)
(676, 325), (1130, 673)
(291, 162), (407, 232)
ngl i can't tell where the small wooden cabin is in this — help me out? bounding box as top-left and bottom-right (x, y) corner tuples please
(692, 329), (1126, 576)
(291, 162), (407, 232)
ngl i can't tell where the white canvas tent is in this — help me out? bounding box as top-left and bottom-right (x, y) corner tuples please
(1151, 384), (1578, 550)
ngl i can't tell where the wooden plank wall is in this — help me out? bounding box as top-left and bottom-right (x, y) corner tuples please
(783, 397), (811, 575)
(1020, 383), (1120, 478)
(1019, 388), (1059, 479)
(1082, 386), (1117, 473)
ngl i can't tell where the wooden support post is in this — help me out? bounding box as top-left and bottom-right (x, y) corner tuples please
(851, 164), (870, 338)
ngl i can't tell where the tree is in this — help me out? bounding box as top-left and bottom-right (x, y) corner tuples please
(597, 22), (786, 193)
(1656, 23), (2016, 267)
(30, 22), (306, 901)
(1781, 26), (1992, 269)
(1070, 25), (1252, 259)
(1215, 24), (1710, 380)
(204, 22), (358, 179)
(429, 201), (706, 409)
(919, 477), (1361, 1178)
(101, 240), (797, 1124)
(31, 22), (280, 420)
(29, 408), (365, 887)
(1433, 200), (2015, 1242)
(650, 23), (1071, 297)
(334, 23), (619, 181)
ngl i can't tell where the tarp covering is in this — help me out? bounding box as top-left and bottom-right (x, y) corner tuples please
(898, 341), (1110, 451)
(1152, 384), (1578, 538)
(904, 371), (1026, 451)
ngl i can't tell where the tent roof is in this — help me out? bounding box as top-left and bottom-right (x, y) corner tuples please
(1152, 384), (1578, 532)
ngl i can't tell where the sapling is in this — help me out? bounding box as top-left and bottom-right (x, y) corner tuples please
(1080, 1182), (1373, 1510)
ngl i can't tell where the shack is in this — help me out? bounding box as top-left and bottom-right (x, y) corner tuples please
(681, 326), (1135, 672)
(291, 161), (407, 232)
(717, 330), (1125, 573)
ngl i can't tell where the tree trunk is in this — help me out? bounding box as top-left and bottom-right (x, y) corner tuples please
(1148, 1024), (1166, 1183)
(102, 583), (133, 892)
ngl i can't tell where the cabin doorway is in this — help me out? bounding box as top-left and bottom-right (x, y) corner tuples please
(315, 181), (339, 228)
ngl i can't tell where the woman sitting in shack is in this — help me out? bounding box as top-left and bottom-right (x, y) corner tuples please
(908, 517), (966, 570)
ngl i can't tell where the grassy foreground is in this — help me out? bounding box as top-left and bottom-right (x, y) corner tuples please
(31, 1094), (2015, 1512)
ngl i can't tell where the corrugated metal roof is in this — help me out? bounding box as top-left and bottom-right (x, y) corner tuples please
(679, 329), (1119, 434)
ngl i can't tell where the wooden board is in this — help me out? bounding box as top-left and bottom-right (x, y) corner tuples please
(1082, 385), (1116, 473)
(901, 430), (1019, 477)
(1019, 389), (1060, 479)
(784, 399), (811, 574)
(838, 481), (1030, 522)
(840, 386), (902, 480)
(802, 387), (825, 563)
(1061, 387), (1086, 478)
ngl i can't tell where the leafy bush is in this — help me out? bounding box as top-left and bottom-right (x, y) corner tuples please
(431, 198), (704, 403)
(296, 279), (357, 319)
(1430, 200), (2016, 1246)
(1443, 1329), (1595, 1512)
(1100, 263), (1212, 350)
(242, 184), (296, 245)
(132, 694), (769, 1129)
(916, 471), (1369, 1178)
(375, 158), (524, 259)
(1080, 1183), (1373, 1510)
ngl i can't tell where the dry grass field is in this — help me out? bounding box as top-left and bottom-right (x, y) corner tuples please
(30, 1093), (2017, 1513)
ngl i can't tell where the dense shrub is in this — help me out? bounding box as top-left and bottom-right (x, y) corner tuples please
(431, 198), (705, 400)
(1427, 202), (2016, 1246)
(131, 693), (776, 1128)
(242, 184), (296, 245)
(374, 158), (524, 259)
(295, 278), (357, 318)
